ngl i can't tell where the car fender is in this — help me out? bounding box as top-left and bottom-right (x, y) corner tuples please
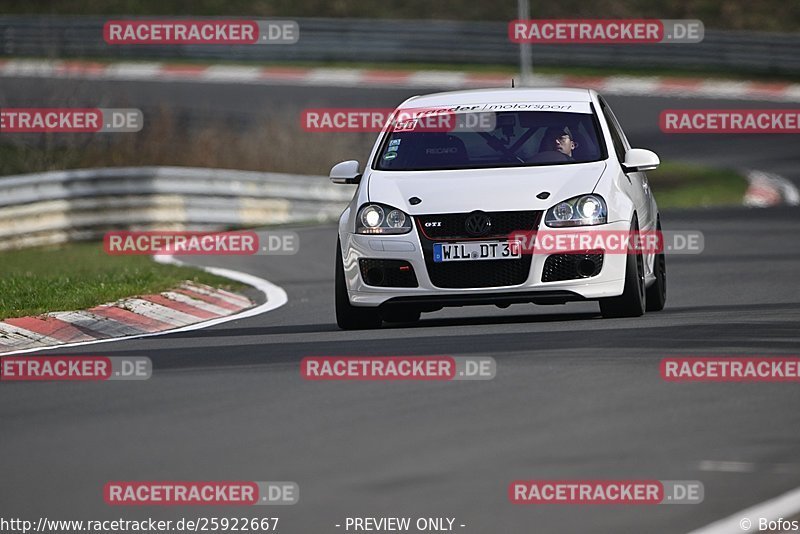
(592, 163), (635, 225)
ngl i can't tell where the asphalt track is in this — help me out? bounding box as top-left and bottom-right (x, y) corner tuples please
(1, 76), (800, 533)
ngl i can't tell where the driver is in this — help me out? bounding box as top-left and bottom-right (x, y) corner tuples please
(552, 126), (578, 160)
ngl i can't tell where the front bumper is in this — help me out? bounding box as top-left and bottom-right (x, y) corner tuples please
(340, 220), (629, 308)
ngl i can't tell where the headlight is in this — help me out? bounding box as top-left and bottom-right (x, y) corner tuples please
(386, 209), (406, 228)
(360, 205), (384, 228)
(552, 202), (573, 222)
(545, 195), (607, 227)
(356, 203), (412, 234)
(577, 196), (602, 219)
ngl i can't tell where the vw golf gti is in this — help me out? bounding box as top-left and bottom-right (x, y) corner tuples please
(331, 87), (666, 329)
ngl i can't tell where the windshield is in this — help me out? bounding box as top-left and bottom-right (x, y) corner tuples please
(374, 109), (606, 171)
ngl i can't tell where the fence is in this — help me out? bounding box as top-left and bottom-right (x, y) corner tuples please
(0, 166), (353, 250)
(1, 16), (799, 76)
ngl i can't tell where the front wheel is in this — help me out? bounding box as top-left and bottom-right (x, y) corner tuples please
(335, 240), (382, 330)
(600, 218), (646, 318)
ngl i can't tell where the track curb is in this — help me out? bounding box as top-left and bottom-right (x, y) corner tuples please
(743, 169), (800, 208)
(2, 59), (800, 102)
(0, 280), (254, 355)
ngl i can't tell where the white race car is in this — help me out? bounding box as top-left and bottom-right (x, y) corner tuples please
(331, 88), (666, 329)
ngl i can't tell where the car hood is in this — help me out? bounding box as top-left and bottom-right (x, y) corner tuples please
(367, 161), (607, 214)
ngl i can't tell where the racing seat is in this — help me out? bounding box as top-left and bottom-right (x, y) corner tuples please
(399, 133), (468, 169)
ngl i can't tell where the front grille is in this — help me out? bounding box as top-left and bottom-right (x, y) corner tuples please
(542, 251), (604, 282)
(417, 210), (541, 289)
(416, 210), (540, 240)
(359, 259), (419, 288)
(425, 257), (533, 288)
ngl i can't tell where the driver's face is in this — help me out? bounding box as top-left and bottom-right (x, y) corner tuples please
(555, 134), (575, 156)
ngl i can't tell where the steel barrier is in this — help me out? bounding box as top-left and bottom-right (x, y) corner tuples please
(0, 16), (799, 76)
(0, 166), (353, 250)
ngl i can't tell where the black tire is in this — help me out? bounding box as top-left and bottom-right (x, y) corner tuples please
(645, 220), (667, 312)
(335, 240), (382, 330)
(600, 218), (646, 318)
(381, 308), (421, 324)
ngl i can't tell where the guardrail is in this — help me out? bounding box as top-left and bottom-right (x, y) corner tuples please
(0, 166), (354, 250)
(0, 16), (799, 76)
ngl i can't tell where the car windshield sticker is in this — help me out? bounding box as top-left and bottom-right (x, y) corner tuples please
(397, 102), (593, 115)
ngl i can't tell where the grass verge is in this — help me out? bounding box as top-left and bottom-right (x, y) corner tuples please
(648, 162), (748, 209)
(0, 242), (244, 320)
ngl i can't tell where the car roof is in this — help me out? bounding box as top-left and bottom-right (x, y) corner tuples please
(398, 87), (594, 109)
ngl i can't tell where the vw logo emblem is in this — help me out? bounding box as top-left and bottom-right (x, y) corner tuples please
(464, 211), (492, 237)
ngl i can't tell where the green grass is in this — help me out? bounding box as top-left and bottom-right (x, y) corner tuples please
(0, 143), (81, 177)
(0, 241), (243, 320)
(648, 161), (748, 209)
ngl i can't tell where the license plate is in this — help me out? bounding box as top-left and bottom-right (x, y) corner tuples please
(433, 241), (521, 262)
